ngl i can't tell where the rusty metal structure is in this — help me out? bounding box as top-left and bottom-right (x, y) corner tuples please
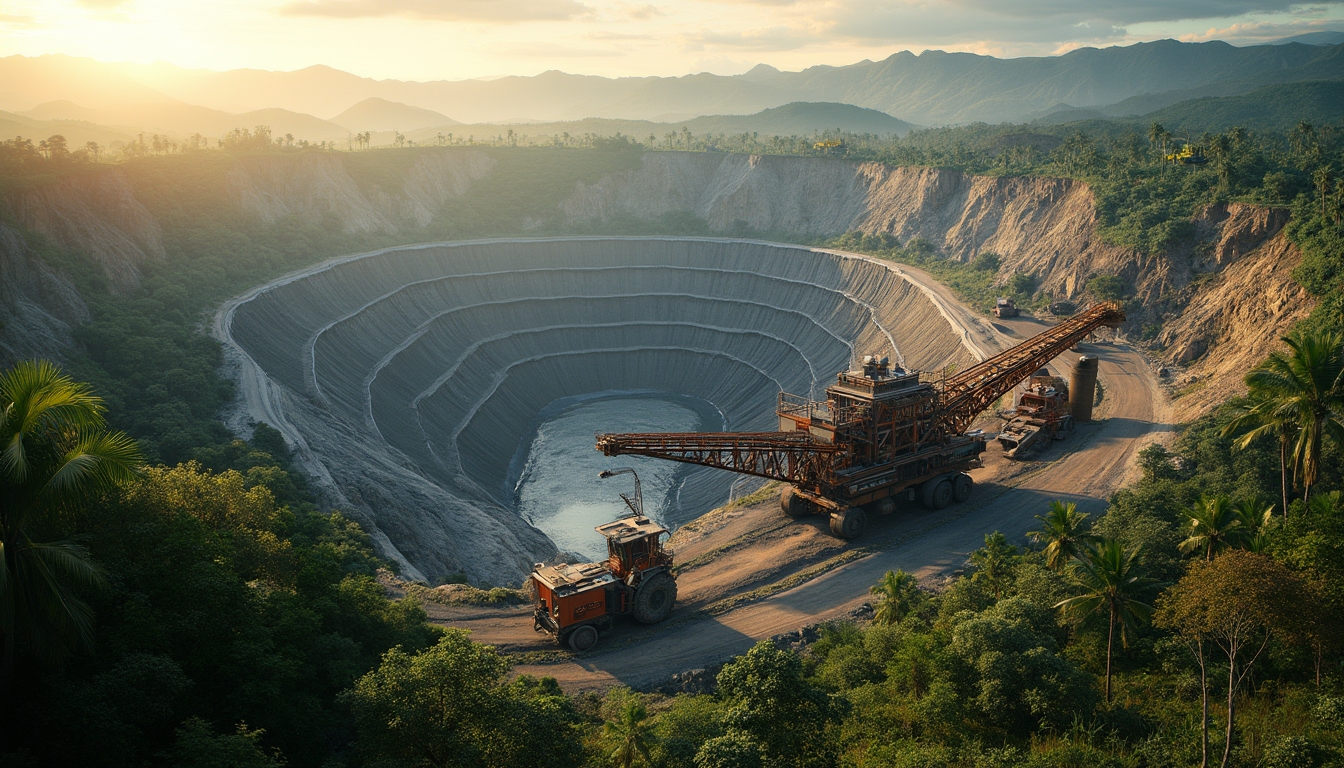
(997, 369), (1074, 458)
(597, 302), (1125, 539)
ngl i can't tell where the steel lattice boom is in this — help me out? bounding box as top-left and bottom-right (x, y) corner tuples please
(937, 301), (1125, 434)
(596, 431), (842, 484)
(597, 302), (1125, 509)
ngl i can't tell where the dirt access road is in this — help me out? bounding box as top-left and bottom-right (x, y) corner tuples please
(433, 262), (1171, 692)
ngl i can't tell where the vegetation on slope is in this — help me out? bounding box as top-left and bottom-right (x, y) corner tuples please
(1, 103), (1343, 766)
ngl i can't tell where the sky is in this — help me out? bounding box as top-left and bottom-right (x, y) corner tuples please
(2, 0), (1343, 81)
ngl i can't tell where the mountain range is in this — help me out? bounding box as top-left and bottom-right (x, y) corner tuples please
(0, 39), (1340, 144)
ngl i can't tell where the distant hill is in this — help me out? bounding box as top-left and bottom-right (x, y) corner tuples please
(400, 102), (914, 147)
(330, 97), (459, 132)
(1138, 80), (1344, 132)
(1267, 31), (1344, 46)
(1031, 44), (1344, 124)
(5, 40), (1342, 128)
(681, 102), (914, 136)
(19, 100), (348, 141)
(0, 110), (134, 148)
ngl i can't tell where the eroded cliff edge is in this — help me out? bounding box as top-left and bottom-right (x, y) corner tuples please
(0, 148), (1311, 581)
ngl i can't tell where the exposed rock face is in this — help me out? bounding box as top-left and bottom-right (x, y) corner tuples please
(226, 148), (495, 233)
(0, 221), (91, 368)
(5, 171), (164, 293)
(1, 150), (1311, 581)
(220, 238), (982, 584)
(562, 153), (1309, 408)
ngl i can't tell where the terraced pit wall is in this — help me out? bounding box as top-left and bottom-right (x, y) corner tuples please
(0, 147), (1311, 580)
(222, 238), (980, 584)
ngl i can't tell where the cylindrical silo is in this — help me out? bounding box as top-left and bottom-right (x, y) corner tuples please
(1070, 355), (1100, 422)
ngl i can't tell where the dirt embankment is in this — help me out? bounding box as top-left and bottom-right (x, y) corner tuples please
(562, 154), (1309, 415)
(226, 149), (495, 233)
(0, 150), (1309, 418)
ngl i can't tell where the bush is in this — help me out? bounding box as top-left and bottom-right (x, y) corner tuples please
(1086, 274), (1129, 301)
(972, 252), (1001, 271)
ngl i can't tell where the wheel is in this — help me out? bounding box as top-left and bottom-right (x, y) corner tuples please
(780, 486), (812, 518)
(920, 478), (939, 509)
(921, 476), (954, 510)
(633, 572), (677, 624)
(829, 507), (867, 539)
(567, 624), (599, 652)
(867, 497), (896, 516)
(952, 473), (973, 503)
(1065, 415), (1076, 432)
(931, 479), (954, 510)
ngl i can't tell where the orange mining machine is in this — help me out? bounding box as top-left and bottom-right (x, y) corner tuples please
(997, 369), (1074, 458)
(531, 472), (677, 651)
(596, 302), (1125, 541)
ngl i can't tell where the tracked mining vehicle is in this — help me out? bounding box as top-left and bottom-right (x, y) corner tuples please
(530, 515), (677, 652)
(997, 369), (1074, 458)
(596, 302), (1125, 541)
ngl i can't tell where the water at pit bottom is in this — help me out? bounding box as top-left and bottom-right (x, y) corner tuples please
(512, 393), (716, 561)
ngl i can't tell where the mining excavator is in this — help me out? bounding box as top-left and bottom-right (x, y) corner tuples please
(596, 302), (1125, 540)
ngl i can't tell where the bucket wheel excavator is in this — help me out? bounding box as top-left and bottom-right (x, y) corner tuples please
(596, 302), (1125, 540)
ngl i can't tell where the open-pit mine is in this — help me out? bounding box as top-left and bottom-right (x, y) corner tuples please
(219, 237), (984, 585)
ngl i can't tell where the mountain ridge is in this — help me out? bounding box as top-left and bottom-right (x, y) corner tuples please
(4, 40), (1341, 127)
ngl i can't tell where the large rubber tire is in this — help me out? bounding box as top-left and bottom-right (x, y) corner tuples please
(930, 479), (954, 510)
(633, 573), (677, 624)
(867, 497), (896, 516)
(952, 473), (973, 503)
(829, 507), (868, 539)
(567, 624), (599, 652)
(780, 486), (812, 518)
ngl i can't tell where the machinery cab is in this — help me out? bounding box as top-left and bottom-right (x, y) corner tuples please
(596, 515), (671, 581)
(1014, 369), (1069, 416)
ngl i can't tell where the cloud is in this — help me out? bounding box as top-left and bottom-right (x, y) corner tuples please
(279, 0), (590, 22)
(1179, 18), (1344, 43)
(679, 26), (816, 51)
(77, 0), (133, 7)
(622, 3), (663, 20)
(701, 0), (1341, 48)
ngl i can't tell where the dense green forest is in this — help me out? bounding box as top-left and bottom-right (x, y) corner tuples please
(1, 108), (1343, 766)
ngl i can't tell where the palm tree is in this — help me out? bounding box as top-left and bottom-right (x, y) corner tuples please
(1028, 501), (1094, 570)
(1234, 497), (1275, 553)
(1055, 539), (1155, 703)
(1222, 391), (1300, 519)
(870, 569), (922, 625)
(1, 360), (141, 724)
(970, 531), (1019, 600)
(1179, 495), (1245, 560)
(603, 696), (654, 768)
(1245, 330), (1344, 503)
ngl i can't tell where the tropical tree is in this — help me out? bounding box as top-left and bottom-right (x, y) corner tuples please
(604, 694), (655, 768)
(1179, 495), (1246, 560)
(970, 531), (1020, 599)
(0, 360), (141, 723)
(1055, 539), (1155, 703)
(716, 641), (840, 768)
(870, 569), (923, 625)
(1234, 496), (1276, 553)
(1244, 329), (1344, 503)
(1028, 500), (1094, 570)
(1155, 551), (1304, 768)
(1222, 391), (1300, 519)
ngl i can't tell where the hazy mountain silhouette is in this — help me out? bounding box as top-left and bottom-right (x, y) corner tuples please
(331, 97), (460, 132)
(3, 40), (1341, 129)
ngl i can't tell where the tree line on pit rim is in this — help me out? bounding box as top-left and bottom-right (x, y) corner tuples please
(3, 324), (1343, 767)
